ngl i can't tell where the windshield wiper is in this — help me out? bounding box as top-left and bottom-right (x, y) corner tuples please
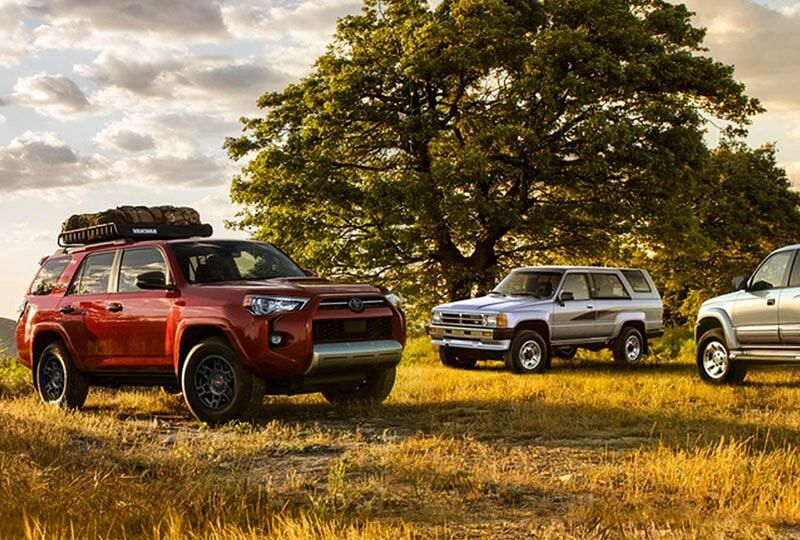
(509, 292), (539, 297)
(489, 290), (506, 297)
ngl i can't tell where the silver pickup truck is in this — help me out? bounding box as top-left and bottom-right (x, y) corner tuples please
(696, 244), (800, 384)
(427, 266), (664, 373)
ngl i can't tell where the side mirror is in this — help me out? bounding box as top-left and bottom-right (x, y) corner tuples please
(303, 269), (317, 277)
(136, 271), (171, 290)
(733, 275), (748, 291)
(558, 291), (574, 305)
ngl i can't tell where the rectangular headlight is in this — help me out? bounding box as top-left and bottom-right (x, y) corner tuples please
(432, 311), (442, 323)
(483, 314), (508, 328)
(244, 296), (309, 317)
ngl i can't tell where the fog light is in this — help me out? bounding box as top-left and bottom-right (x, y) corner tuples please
(269, 333), (283, 346)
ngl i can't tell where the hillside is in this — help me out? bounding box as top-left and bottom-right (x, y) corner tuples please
(0, 317), (16, 356)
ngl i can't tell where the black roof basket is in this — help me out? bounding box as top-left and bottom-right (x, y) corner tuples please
(58, 222), (213, 248)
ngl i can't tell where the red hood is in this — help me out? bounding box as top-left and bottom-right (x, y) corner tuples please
(193, 276), (382, 297)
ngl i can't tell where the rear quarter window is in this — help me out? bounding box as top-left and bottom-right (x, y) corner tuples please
(30, 258), (70, 296)
(621, 270), (652, 293)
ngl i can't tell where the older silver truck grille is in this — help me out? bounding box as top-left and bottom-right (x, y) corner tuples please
(440, 312), (484, 326)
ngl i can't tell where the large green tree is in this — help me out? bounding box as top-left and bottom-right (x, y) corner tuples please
(226, 0), (771, 321)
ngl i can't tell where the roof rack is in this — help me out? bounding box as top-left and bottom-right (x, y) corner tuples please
(58, 222), (213, 248)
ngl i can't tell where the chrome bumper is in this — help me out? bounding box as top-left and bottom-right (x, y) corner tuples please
(428, 324), (511, 352)
(305, 340), (403, 375)
(430, 337), (511, 351)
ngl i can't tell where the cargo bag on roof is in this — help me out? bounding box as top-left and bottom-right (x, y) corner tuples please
(59, 206), (212, 247)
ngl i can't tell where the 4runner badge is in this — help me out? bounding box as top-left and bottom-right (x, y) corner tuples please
(348, 298), (365, 312)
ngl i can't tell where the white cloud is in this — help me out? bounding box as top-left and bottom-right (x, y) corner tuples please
(0, 3), (30, 66)
(111, 153), (232, 187)
(681, 0), (800, 111)
(10, 73), (94, 119)
(28, 0), (228, 49)
(76, 51), (290, 114)
(223, 0), (360, 41)
(784, 162), (800, 189)
(0, 131), (107, 192)
(94, 112), (238, 155)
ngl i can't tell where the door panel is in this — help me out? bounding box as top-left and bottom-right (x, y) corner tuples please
(779, 287), (800, 345)
(733, 290), (779, 345)
(552, 273), (597, 342)
(101, 247), (174, 369)
(590, 273), (631, 339)
(733, 250), (793, 346)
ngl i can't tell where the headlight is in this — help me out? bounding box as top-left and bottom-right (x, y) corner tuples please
(16, 300), (28, 325)
(244, 296), (309, 317)
(385, 292), (403, 307)
(432, 311), (442, 323)
(483, 313), (508, 328)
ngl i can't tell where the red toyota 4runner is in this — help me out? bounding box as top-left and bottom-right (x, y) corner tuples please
(16, 219), (405, 423)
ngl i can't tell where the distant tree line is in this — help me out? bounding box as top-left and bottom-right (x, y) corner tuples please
(226, 0), (800, 325)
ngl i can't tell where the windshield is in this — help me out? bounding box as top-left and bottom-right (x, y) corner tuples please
(493, 271), (563, 298)
(173, 241), (305, 284)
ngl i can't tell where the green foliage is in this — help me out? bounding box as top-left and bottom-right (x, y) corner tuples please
(227, 0), (796, 325)
(0, 354), (30, 397)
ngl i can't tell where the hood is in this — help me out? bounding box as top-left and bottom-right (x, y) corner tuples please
(195, 276), (381, 297)
(435, 294), (553, 313)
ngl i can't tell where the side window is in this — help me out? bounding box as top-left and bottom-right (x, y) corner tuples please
(68, 252), (116, 295)
(561, 273), (591, 301)
(621, 270), (652, 293)
(30, 259), (70, 296)
(117, 248), (169, 293)
(752, 251), (793, 290)
(790, 252), (800, 287)
(591, 273), (630, 299)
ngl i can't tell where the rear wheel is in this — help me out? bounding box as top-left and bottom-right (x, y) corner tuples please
(697, 329), (747, 385)
(506, 330), (549, 374)
(181, 337), (264, 424)
(613, 326), (646, 366)
(322, 367), (396, 405)
(439, 348), (477, 369)
(36, 341), (89, 409)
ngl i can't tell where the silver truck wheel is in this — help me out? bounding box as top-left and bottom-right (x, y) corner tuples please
(696, 329), (747, 385)
(507, 330), (549, 374)
(613, 326), (645, 366)
(519, 340), (543, 370)
(702, 341), (729, 380)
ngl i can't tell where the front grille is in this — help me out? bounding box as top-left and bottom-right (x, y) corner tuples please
(318, 297), (387, 310)
(313, 317), (394, 343)
(440, 312), (484, 327)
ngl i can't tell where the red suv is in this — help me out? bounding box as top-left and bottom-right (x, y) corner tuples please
(16, 228), (405, 423)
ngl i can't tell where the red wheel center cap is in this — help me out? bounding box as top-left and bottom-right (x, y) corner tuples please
(212, 375), (224, 389)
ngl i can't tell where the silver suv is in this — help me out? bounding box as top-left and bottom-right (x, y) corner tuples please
(427, 266), (663, 373)
(696, 244), (800, 384)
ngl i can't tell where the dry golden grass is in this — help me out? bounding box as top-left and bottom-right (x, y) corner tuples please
(3, 335), (800, 538)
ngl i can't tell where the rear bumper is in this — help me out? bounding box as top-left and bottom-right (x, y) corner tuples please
(305, 339), (403, 376)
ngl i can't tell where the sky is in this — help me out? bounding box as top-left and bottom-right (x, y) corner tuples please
(0, 0), (799, 318)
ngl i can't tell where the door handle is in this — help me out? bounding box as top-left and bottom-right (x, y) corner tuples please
(59, 305), (76, 314)
(107, 302), (123, 313)
(767, 298), (776, 306)
(586, 304), (595, 310)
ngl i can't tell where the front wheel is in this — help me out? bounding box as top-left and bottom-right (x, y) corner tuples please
(181, 337), (264, 424)
(322, 366), (396, 405)
(697, 329), (747, 385)
(36, 341), (89, 409)
(613, 327), (646, 366)
(506, 330), (549, 374)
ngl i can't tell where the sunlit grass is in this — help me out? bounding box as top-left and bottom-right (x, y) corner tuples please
(2, 331), (800, 537)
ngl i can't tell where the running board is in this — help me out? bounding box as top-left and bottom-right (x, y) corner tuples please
(730, 349), (800, 362)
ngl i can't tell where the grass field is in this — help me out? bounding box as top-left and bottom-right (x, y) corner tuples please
(3, 334), (800, 538)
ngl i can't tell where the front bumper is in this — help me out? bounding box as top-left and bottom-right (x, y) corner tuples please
(305, 339), (403, 375)
(426, 324), (512, 352)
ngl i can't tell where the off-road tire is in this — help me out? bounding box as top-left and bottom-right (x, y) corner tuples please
(505, 330), (549, 374)
(613, 326), (646, 366)
(181, 337), (262, 424)
(554, 346), (578, 361)
(697, 329), (747, 385)
(439, 348), (477, 369)
(35, 341), (89, 409)
(322, 366), (396, 405)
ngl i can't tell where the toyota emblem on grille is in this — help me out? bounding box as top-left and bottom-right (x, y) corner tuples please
(347, 298), (365, 312)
